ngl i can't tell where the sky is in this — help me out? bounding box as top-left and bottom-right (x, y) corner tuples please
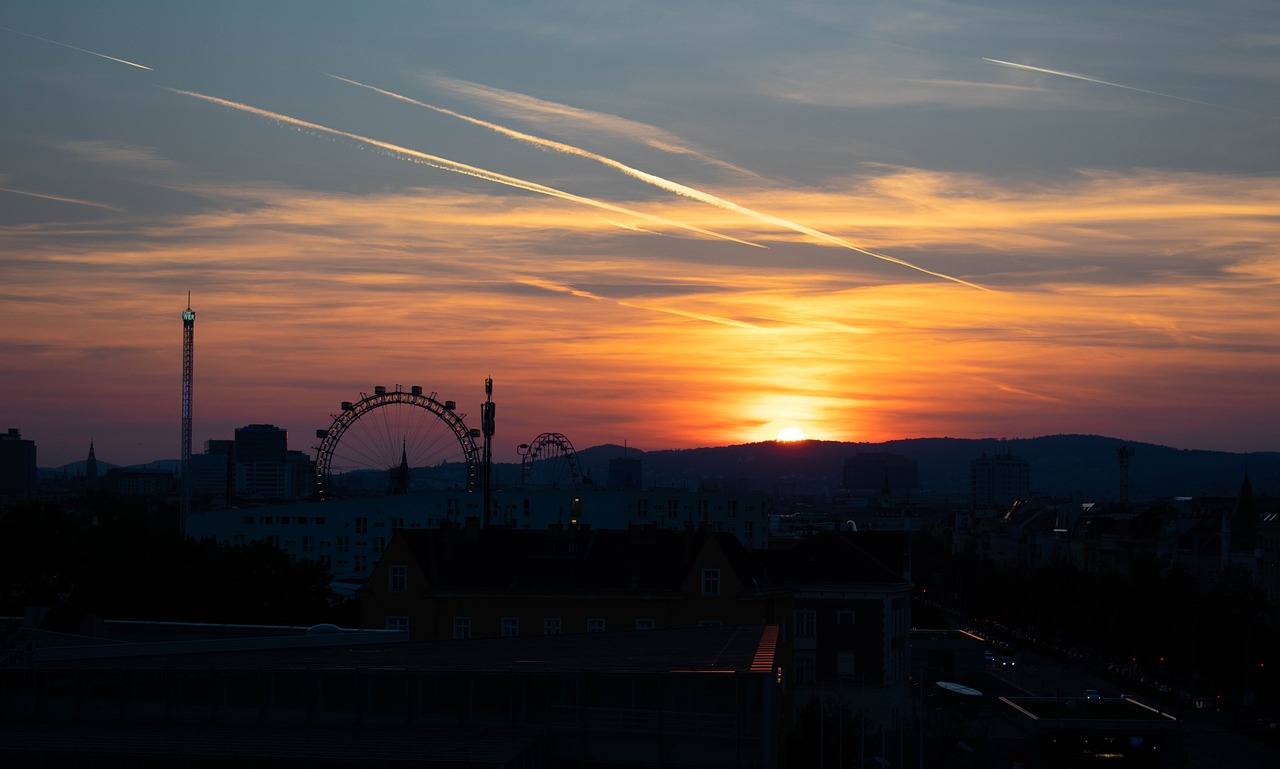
(3, 1), (1279, 469)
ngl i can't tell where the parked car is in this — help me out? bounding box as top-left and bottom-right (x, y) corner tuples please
(1084, 689), (1101, 700)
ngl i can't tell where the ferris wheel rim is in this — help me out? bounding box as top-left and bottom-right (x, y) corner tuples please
(314, 385), (480, 499)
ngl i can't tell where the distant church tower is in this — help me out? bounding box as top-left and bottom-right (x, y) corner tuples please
(86, 441), (98, 487)
(388, 440), (410, 495)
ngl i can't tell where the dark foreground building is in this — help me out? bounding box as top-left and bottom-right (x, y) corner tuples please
(0, 621), (780, 768)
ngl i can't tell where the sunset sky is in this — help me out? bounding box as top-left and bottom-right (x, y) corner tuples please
(3, 1), (1279, 468)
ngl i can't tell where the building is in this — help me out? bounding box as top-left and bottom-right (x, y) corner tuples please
(189, 426), (314, 505)
(359, 524), (781, 640)
(0, 428), (37, 502)
(971, 451), (1031, 514)
(0, 619), (780, 768)
(842, 451), (918, 503)
(185, 482), (773, 586)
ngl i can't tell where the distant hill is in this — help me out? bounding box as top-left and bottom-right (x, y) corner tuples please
(38, 435), (1276, 503)
(571, 436), (1277, 502)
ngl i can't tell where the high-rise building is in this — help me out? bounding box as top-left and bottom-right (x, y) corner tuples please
(0, 428), (37, 501)
(970, 451), (1031, 513)
(842, 452), (918, 502)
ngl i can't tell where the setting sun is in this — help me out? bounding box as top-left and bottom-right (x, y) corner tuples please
(776, 427), (807, 442)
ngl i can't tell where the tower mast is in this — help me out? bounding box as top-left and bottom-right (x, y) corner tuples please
(181, 292), (195, 532)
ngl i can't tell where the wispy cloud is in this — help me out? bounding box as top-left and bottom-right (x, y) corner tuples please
(164, 87), (763, 249)
(331, 75), (988, 291)
(419, 72), (757, 177)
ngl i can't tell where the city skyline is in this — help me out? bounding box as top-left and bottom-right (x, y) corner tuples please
(3, 2), (1279, 468)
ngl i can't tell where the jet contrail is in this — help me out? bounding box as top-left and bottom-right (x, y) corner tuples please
(329, 75), (988, 291)
(515, 275), (758, 328)
(0, 186), (121, 210)
(164, 88), (763, 249)
(1, 26), (153, 71)
(982, 57), (1231, 111)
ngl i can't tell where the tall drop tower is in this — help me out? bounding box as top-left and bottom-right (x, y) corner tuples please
(181, 293), (195, 531)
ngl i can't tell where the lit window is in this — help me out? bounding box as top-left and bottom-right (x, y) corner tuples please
(702, 568), (721, 596)
(388, 565), (407, 593)
(453, 616), (471, 639)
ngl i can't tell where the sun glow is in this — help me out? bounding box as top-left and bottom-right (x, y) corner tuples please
(776, 427), (807, 442)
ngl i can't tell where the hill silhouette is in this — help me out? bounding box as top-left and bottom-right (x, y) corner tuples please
(572, 435), (1277, 502)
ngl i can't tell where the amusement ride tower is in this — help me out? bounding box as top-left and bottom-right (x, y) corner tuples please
(181, 293), (195, 530)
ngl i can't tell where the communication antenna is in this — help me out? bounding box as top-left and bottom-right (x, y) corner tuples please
(481, 377), (495, 525)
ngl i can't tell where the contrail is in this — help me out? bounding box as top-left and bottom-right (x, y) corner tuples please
(0, 186), (121, 210)
(982, 57), (1231, 111)
(163, 88), (763, 249)
(515, 276), (758, 328)
(1, 26), (153, 71)
(330, 75), (988, 291)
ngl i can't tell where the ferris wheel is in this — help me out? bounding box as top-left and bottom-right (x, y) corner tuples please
(518, 432), (583, 488)
(314, 385), (480, 499)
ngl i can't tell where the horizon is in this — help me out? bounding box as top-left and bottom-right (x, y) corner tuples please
(4, 3), (1279, 469)
(35, 432), (1279, 473)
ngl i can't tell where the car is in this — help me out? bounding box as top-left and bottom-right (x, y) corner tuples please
(1000, 655), (1016, 668)
(1084, 689), (1101, 700)
(984, 650), (997, 664)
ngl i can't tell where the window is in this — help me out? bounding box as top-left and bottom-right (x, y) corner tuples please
(637, 499), (649, 518)
(837, 609), (855, 626)
(794, 653), (816, 685)
(453, 616), (471, 639)
(544, 617), (562, 635)
(501, 617), (519, 637)
(355, 517), (368, 534)
(336, 536), (350, 553)
(701, 568), (721, 596)
(837, 651), (855, 679)
(314, 517), (325, 525)
(354, 555), (368, 573)
(267, 535), (280, 549)
(635, 618), (655, 630)
(587, 618), (606, 633)
(373, 536), (385, 553)
(388, 565), (407, 593)
(301, 535), (314, 553)
(391, 517), (404, 529)
(386, 616), (409, 632)
(794, 609), (817, 637)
